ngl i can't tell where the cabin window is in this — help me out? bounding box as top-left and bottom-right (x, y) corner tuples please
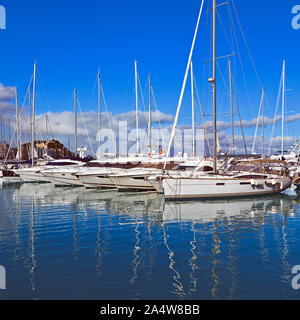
(216, 183), (225, 186)
(240, 182), (251, 185)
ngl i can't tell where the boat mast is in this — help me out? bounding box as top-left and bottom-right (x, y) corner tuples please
(31, 62), (37, 167)
(228, 59), (234, 155)
(46, 114), (48, 142)
(15, 88), (20, 162)
(98, 70), (101, 159)
(262, 88), (265, 158)
(212, 0), (217, 173)
(74, 88), (78, 155)
(148, 74), (152, 155)
(281, 60), (285, 157)
(134, 60), (139, 155)
(191, 61), (195, 157)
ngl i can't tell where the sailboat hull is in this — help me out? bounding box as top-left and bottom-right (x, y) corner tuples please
(163, 177), (292, 200)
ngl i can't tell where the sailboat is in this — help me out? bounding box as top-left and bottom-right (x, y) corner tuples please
(150, 0), (292, 200)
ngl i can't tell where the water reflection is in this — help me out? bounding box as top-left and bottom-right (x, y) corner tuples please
(1, 183), (300, 299)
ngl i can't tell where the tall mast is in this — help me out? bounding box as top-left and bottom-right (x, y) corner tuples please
(8, 119), (11, 148)
(74, 88), (78, 155)
(212, 0), (217, 173)
(15, 88), (20, 162)
(98, 70), (101, 159)
(135, 60), (139, 155)
(46, 114), (48, 141)
(228, 59), (234, 154)
(148, 74), (152, 155)
(262, 88), (265, 158)
(31, 62), (37, 167)
(191, 61), (195, 157)
(281, 60), (285, 157)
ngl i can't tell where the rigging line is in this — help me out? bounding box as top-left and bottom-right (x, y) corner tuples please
(4, 77), (33, 164)
(216, 8), (234, 53)
(193, 84), (207, 158)
(231, 0), (275, 127)
(35, 119), (43, 143)
(231, 0), (263, 89)
(227, 0), (252, 114)
(216, 61), (229, 93)
(91, 73), (98, 109)
(226, 1), (235, 54)
(46, 115), (55, 140)
(252, 91), (264, 154)
(137, 73), (149, 123)
(36, 69), (53, 118)
(268, 72), (283, 156)
(216, 61), (234, 123)
(76, 97), (95, 156)
(232, 79), (248, 154)
(100, 85), (117, 156)
(151, 87), (165, 147)
(193, 74), (212, 157)
(227, 1), (238, 94)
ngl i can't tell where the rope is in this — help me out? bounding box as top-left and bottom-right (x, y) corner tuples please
(193, 74), (212, 157)
(101, 85), (117, 156)
(76, 97), (95, 156)
(4, 76), (33, 163)
(268, 72), (283, 156)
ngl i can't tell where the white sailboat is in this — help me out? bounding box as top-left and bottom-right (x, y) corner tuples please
(154, 0), (292, 200)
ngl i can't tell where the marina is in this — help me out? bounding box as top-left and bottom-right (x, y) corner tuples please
(0, 0), (300, 303)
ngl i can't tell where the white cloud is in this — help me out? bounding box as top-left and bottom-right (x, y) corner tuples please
(0, 84), (16, 116)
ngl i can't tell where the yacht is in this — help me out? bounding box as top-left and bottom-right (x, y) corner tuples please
(77, 156), (197, 190)
(14, 159), (85, 183)
(160, 172), (292, 200)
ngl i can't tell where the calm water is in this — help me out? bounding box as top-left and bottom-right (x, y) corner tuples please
(0, 183), (300, 300)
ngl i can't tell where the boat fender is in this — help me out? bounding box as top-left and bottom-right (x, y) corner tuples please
(272, 179), (276, 186)
(250, 179), (255, 186)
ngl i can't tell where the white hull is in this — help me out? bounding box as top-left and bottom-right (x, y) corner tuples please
(18, 172), (51, 183)
(79, 174), (117, 189)
(42, 172), (83, 187)
(110, 175), (155, 191)
(110, 168), (163, 191)
(15, 160), (85, 184)
(163, 176), (292, 200)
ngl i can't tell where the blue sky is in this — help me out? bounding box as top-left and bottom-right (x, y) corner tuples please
(0, 0), (300, 154)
